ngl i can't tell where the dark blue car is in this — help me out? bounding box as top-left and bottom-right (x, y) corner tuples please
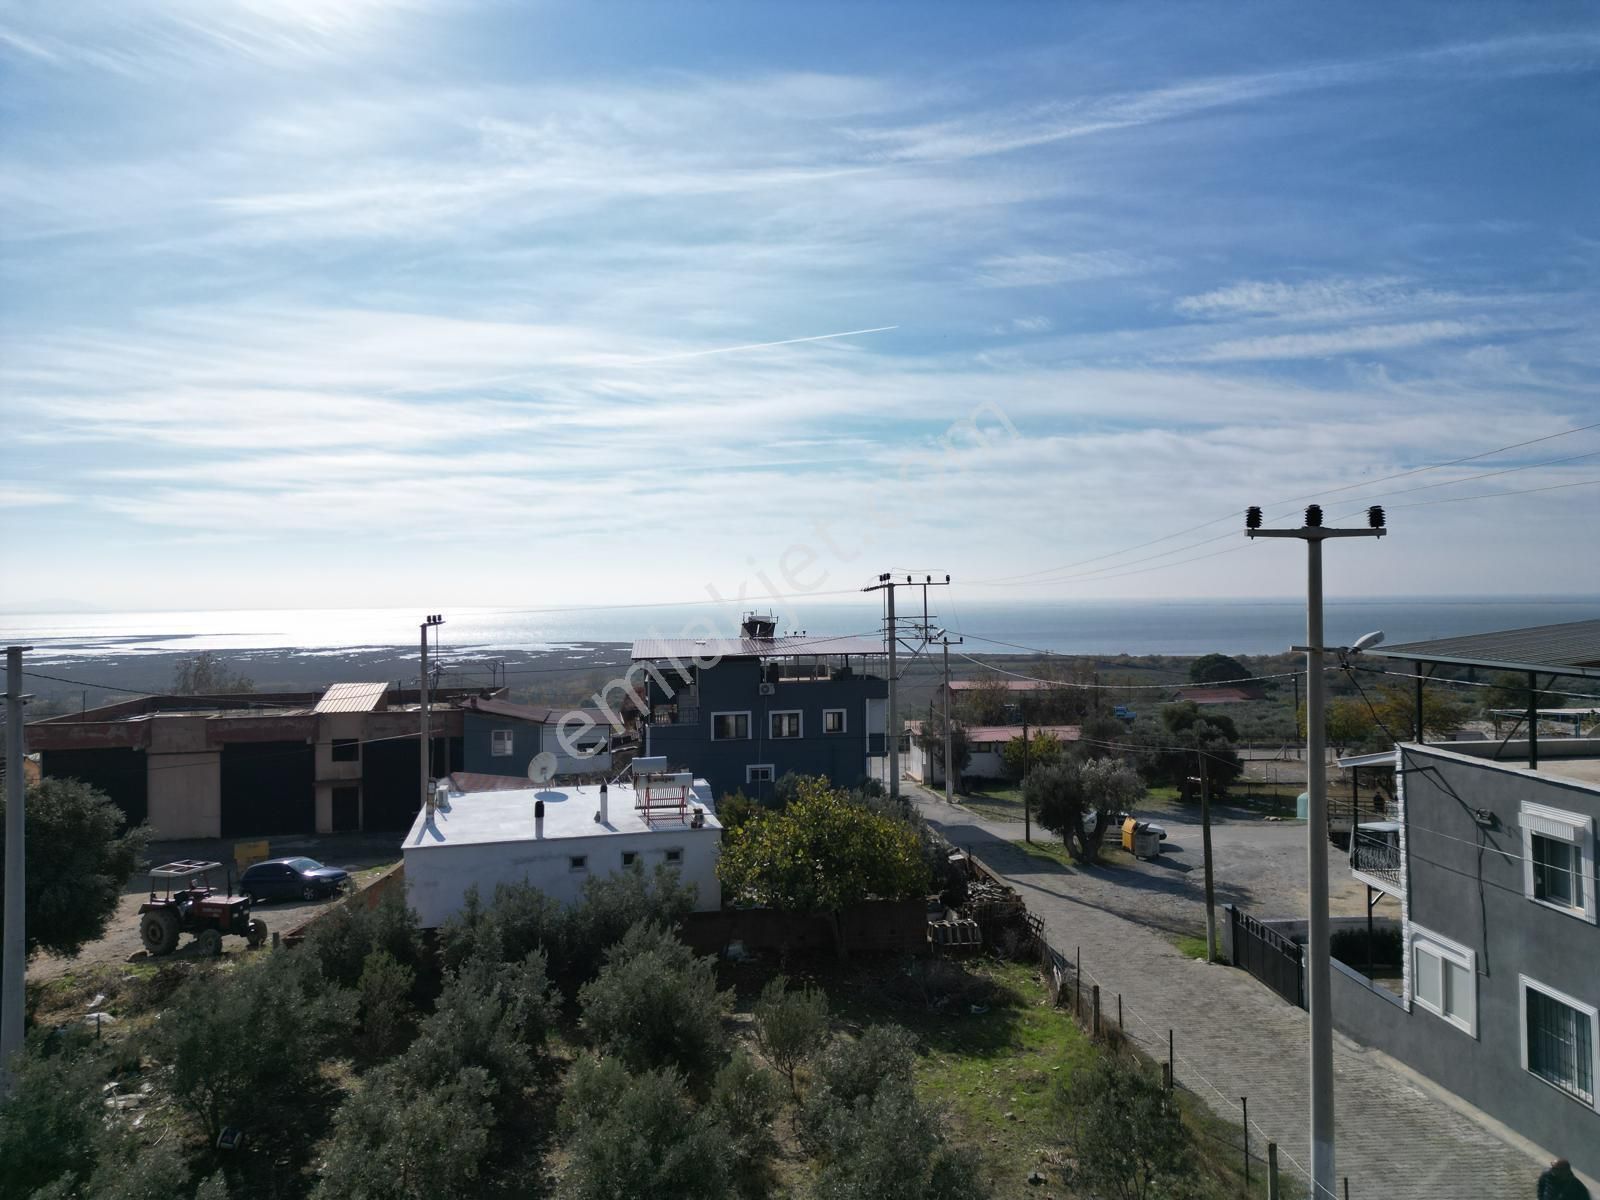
(239, 857), (350, 903)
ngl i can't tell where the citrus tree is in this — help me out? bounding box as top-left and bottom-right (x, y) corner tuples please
(717, 777), (929, 956)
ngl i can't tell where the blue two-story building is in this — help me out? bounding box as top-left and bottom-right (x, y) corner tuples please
(633, 615), (888, 800)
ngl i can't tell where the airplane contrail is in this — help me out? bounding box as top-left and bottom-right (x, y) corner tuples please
(622, 324), (900, 365)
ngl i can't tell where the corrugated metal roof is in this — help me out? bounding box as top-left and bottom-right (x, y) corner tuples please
(314, 682), (391, 713)
(631, 634), (884, 660)
(1368, 619), (1600, 678)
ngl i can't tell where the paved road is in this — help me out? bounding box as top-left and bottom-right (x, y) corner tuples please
(912, 784), (1544, 1200)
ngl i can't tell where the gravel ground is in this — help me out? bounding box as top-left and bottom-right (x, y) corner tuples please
(28, 834), (401, 982)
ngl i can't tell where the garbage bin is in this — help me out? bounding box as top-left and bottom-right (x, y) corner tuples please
(1131, 825), (1162, 860)
(1121, 816), (1140, 853)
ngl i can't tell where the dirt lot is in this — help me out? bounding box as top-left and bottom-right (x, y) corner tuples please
(28, 835), (402, 982)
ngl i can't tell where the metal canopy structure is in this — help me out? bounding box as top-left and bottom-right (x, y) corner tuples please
(1367, 618), (1600, 679)
(1367, 618), (1600, 767)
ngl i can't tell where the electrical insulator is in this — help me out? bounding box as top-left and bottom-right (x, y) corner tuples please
(1245, 506), (1263, 530)
(1304, 505), (1324, 528)
(1368, 505), (1386, 529)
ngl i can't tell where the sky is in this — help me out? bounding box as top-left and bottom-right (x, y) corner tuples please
(2, 1), (1598, 615)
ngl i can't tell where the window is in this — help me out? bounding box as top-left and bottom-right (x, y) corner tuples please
(331, 738), (360, 762)
(569, 855), (588, 872)
(621, 850), (639, 868)
(1410, 927), (1475, 1035)
(1520, 801), (1596, 922)
(746, 764), (775, 784)
(491, 728), (515, 757)
(823, 708), (847, 734)
(770, 711), (802, 739)
(1521, 976), (1599, 1109)
(712, 711), (751, 741)
(664, 848), (683, 865)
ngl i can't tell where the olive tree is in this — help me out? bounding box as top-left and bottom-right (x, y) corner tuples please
(1023, 757), (1144, 861)
(1, 778), (146, 958)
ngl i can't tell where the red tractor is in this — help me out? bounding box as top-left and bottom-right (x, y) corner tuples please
(138, 860), (268, 957)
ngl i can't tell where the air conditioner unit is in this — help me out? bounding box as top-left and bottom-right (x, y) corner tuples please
(758, 682), (776, 696)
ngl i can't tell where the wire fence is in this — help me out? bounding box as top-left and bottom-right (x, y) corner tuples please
(967, 850), (1341, 1200)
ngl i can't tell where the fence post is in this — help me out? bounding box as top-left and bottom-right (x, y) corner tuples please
(1167, 1029), (1174, 1090)
(1161, 1062), (1171, 1090)
(271, 930), (280, 949)
(1267, 1143), (1279, 1200)
(1075, 946), (1082, 1020)
(1092, 984), (1100, 1038)
(1241, 1097), (1249, 1190)
(1117, 992), (1123, 1033)
(1344, 1179), (1349, 1200)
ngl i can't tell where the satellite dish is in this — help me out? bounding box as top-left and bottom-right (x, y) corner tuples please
(528, 752), (558, 786)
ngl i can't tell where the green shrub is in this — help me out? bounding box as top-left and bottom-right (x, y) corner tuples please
(812, 1023), (916, 1107)
(810, 1076), (986, 1200)
(150, 949), (356, 1144)
(558, 1059), (731, 1200)
(0, 1041), (105, 1199)
(799, 1023), (919, 1153)
(356, 948), (416, 1058)
(752, 975), (830, 1095)
(563, 866), (697, 984)
(313, 1065), (497, 1200)
(708, 1053), (782, 1199)
(1056, 1054), (1195, 1200)
(304, 887), (427, 991)
(578, 922), (730, 1088)
(402, 948), (556, 1109)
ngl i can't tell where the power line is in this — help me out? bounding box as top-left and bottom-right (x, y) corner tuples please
(969, 424), (1600, 589)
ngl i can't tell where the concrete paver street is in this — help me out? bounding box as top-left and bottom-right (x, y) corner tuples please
(911, 784), (1546, 1200)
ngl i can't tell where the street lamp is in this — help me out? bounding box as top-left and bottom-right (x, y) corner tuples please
(1246, 504), (1386, 1199)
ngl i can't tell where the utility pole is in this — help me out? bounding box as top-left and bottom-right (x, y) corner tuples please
(862, 574), (949, 800)
(937, 633), (964, 804)
(1197, 752), (1216, 962)
(2, 644), (34, 1096)
(1247, 503), (1386, 1199)
(419, 615), (444, 816)
(1022, 715), (1032, 843)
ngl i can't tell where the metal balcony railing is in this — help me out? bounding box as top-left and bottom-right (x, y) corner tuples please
(1351, 829), (1403, 887)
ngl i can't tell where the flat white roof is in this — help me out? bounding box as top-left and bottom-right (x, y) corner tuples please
(404, 779), (721, 850)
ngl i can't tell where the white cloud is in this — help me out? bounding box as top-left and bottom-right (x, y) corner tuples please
(1179, 319), (1494, 362)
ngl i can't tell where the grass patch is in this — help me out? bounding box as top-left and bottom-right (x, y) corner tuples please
(1009, 838), (1136, 873)
(958, 786), (1027, 825)
(1170, 934), (1226, 964)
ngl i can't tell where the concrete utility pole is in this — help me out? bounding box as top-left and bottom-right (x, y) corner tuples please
(1196, 753), (1216, 962)
(1022, 715), (1031, 844)
(935, 630), (963, 803)
(1247, 504), (1386, 1200)
(2, 644), (34, 1096)
(419, 615), (444, 815)
(861, 574), (949, 800)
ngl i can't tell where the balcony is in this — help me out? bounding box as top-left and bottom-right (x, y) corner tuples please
(1351, 823), (1404, 896)
(651, 704), (700, 727)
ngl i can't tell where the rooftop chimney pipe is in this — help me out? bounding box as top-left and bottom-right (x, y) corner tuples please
(535, 798), (545, 839)
(597, 782), (609, 825)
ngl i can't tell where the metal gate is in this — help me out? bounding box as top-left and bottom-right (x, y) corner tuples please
(1230, 907), (1305, 1009)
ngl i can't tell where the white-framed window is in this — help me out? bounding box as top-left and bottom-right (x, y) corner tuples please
(1520, 801), (1596, 923)
(770, 710), (802, 739)
(491, 728), (515, 757)
(823, 708), (847, 734)
(711, 711), (751, 741)
(621, 850), (639, 869)
(569, 855), (588, 872)
(664, 848), (683, 865)
(1410, 926), (1476, 1035)
(746, 764), (775, 784)
(1520, 975), (1599, 1110)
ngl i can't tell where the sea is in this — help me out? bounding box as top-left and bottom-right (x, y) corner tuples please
(6, 596), (1598, 662)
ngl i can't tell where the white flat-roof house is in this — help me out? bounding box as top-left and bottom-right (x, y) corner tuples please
(402, 761), (723, 928)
